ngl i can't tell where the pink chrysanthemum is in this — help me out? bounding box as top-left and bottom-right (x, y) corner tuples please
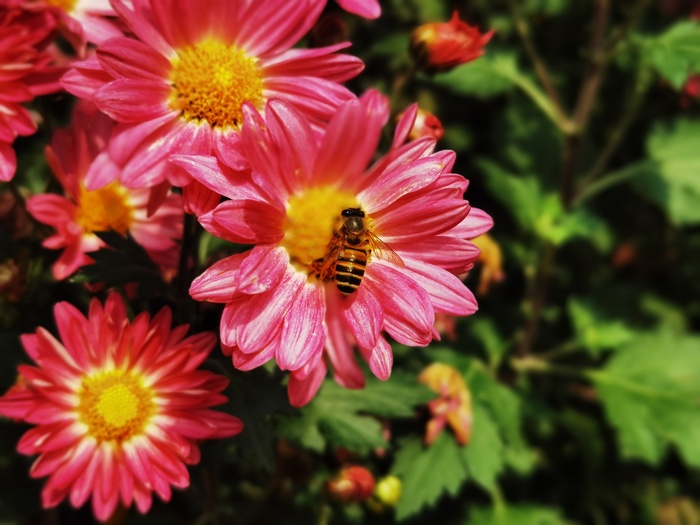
(176, 91), (493, 406)
(62, 0), (364, 213)
(0, 292), (243, 521)
(335, 0), (380, 19)
(26, 102), (183, 280)
(0, 2), (63, 181)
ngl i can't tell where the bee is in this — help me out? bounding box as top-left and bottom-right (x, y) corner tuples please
(311, 208), (404, 295)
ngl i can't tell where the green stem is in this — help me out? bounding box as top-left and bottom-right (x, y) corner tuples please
(574, 161), (653, 205)
(574, 66), (653, 204)
(176, 212), (200, 297)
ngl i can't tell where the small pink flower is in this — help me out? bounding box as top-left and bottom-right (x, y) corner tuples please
(62, 0), (364, 214)
(25, 102), (183, 280)
(177, 90), (492, 406)
(0, 292), (243, 521)
(0, 2), (63, 181)
(335, 0), (380, 19)
(418, 363), (473, 446)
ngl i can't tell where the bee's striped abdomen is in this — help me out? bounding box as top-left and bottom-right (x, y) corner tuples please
(335, 245), (368, 295)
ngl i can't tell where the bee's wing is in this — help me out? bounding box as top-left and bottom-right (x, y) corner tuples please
(367, 231), (405, 267)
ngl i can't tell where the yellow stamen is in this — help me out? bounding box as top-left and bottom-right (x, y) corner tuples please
(45, 0), (77, 12)
(78, 370), (155, 443)
(169, 39), (264, 129)
(282, 186), (359, 271)
(75, 182), (134, 235)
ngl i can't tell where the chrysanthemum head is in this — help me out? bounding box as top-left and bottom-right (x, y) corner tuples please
(169, 39), (264, 129)
(0, 293), (243, 521)
(75, 182), (134, 235)
(78, 369), (155, 443)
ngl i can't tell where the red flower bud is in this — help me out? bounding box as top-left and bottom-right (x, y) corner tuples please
(410, 11), (493, 73)
(326, 466), (376, 503)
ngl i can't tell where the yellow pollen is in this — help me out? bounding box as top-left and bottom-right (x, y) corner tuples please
(75, 182), (133, 235)
(169, 39), (264, 129)
(77, 370), (155, 443)
(45, 0), (77, 12)
(282, 186), (359, 270)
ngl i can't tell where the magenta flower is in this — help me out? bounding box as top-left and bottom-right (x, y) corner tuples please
(62, 0), (364, 213)
(0, 2), (63, 182)
(176, 91), (492, 406)
(0, 292), (243, 521)
(26, 102), (183, 280)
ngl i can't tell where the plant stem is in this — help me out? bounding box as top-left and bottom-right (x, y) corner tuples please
(176, 212), (200, 297)
(516, 242), (556, 358)
(574, 66), (653, 203)
(506, 0), (567, 122)
(561, 0), (610, 208)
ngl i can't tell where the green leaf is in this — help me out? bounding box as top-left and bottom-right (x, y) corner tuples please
(590, 333), (700, 467)
(391, 434), (469, 521)
(647, 21), (700, 89)
(430, 51), (560, 127)
(469, 318), (509, 369)
(462, 402), (503, 489)
(429, 52), (518, 99)
(628, 119), (700, 226)
(225, 369), (293, 472)
(74, 231), (173, 300)
(477, 159), (542, 231)
(567, 298), (639, 356)
(278, 375), (435, 453)
(469, 504), (566, 525)
(469, 367), (538, 475)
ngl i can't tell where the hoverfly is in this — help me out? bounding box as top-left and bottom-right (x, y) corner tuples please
(311, 208), (404, 295)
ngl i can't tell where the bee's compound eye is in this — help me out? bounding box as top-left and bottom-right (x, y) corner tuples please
(341, 208), (365, 218)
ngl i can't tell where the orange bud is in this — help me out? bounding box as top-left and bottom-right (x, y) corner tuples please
(410, 11), (493, 73)
(327, 466), (376, 503)
(472, 233), (504, 295)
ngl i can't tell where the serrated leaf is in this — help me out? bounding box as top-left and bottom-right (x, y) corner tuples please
(591, 333), (700, 467)
(469, 367), (537, 475)
(647, 21), (700, 89)
(567, 298), (639, 356)
(391, 434), (468, 521)
(462, 402), (503, 489)
(628, 118), (700, 226)
(469, 504), (566, 525)
(279, 376), (434, 453)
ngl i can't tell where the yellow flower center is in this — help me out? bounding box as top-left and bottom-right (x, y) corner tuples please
(45, 0), (77, 12)
(78, 370), (155, 443)
(75, 182), (133, 235)
(169, 39), (264, 129)
(282, 186), (359, 271)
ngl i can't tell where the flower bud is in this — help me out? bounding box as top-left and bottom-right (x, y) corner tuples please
(400, 107), (444, 141)
(410, 11), (493, 73)
(374, 475), (402, 507)
(326, 466), (376, 503)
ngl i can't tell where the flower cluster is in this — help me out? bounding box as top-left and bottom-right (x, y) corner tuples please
(0, 1), (493, 521)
